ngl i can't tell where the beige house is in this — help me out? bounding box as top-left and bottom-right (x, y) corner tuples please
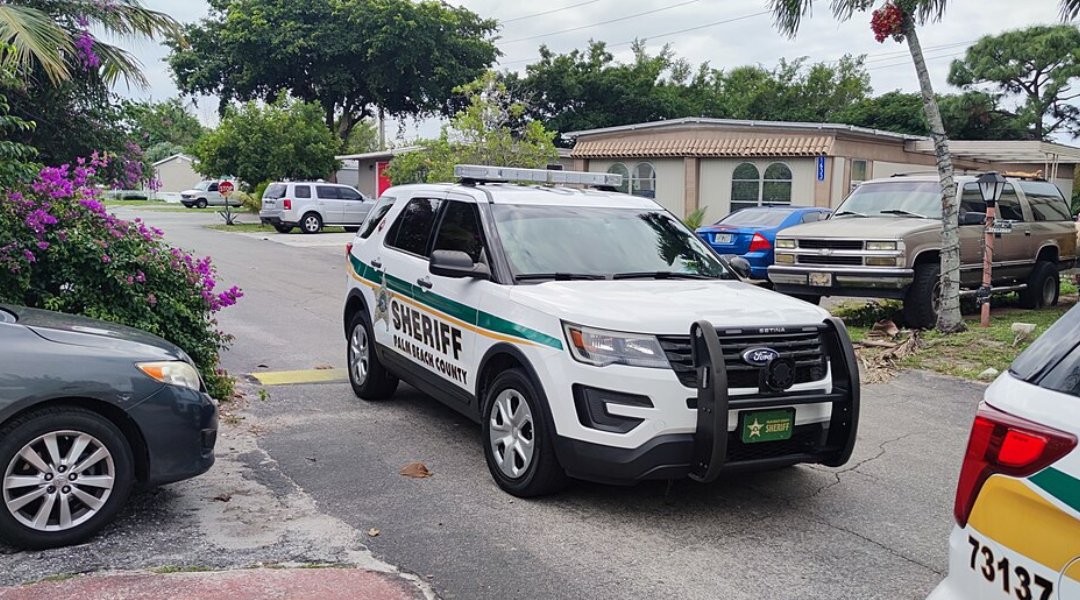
(566, 118), (1080, 221)
(152, 154), (200, 196)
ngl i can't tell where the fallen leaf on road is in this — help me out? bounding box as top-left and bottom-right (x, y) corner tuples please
(867, 319), (900, 339)
(367, 528), (379, 537)
(257, 364), (269, 369)
(400, 462), (433, 478)
(213, 493), (232, 503)
(314, 364), (334, 370)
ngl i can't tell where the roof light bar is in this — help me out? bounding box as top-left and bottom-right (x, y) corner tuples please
(454, 164), (623, 187)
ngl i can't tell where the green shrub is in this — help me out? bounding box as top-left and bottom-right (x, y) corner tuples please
(833, 300), (905, 327)
(683, 207), (707, 230)
(0, 159), (242, 399)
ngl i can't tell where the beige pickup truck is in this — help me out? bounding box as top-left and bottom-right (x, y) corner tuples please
(768, 174), (1078, 328)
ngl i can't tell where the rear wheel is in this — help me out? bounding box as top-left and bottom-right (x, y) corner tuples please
(273, 224), (293, 234)
(0, 407), (134, 549)
(347, 310), (398, 400)
(903, 262), (941, 329)
(1018, 261), (1059, 309)
(301, 213), (322, 234)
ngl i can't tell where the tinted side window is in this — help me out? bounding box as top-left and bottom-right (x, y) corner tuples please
(317, 186), (340, 199)
(388, 198), (442, 256)
(960, 184), (987, 215)
(340, 187), (363, 201)
(1010, 304), (1080, 383)
(997, 185), (1025, 221)
(208, 182), (219, 192)
(433, 201), (485, 263)
(1040, 343), (1080, 399)
(360, 196), (395, 239)
(1020, 181), (1072, 221)
(264, 184), (286, 199)
(294, 185), (312, 199)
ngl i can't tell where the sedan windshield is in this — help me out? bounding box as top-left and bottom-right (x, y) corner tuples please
(492, 205), (730, 280)
(835, 181), (942, 219)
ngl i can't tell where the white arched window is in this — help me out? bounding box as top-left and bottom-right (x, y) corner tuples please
(606, 163), (630, 194)
(763, 163), (793, 206)
(631, 163), (656, 198)
(730, 163), (761, 213)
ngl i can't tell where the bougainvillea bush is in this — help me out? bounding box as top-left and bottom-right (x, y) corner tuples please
(0, 156), (241, 399)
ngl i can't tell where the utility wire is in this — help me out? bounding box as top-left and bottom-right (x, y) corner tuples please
(501, 0), (701, 44)
(500, 0), (605, 24)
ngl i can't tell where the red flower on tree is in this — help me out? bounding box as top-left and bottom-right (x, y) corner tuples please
(871, 3), (906, 43)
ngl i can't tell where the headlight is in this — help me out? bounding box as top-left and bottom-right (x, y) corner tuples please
(564, 324), (669, 369)
(865, 256), (901, 267)
(775, 253), (795, 264)
(866, 241), (898, 251)
(138, 361), (202, 391)
(776, 239), (796, 249)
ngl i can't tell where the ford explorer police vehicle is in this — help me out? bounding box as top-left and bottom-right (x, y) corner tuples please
(928, 302), (1080, 600)
(343, 165), (860, 496)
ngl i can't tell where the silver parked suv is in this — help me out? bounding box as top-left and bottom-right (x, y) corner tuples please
(259, 181), (372, 234)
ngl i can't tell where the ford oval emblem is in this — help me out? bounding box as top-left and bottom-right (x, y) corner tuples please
(742, 347), (780, 367)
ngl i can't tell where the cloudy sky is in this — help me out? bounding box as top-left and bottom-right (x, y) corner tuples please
(125, 0), (1073, 139)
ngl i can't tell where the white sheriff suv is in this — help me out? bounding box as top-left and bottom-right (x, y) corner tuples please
(343, 165), (861, 496)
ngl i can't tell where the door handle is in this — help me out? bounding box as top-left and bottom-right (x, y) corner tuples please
(1024, 229), (1032, 236)
(371, 259), (382, 269)
(417, 277), (433, 290)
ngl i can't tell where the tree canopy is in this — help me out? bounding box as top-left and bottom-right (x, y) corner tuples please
(949, 24), (1080, 139)
(122, 98), (205, 155)
(193, 94), (340, 186)
(167, 0), (499, 143)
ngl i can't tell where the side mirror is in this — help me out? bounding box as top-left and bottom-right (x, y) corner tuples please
(430, 250), (490, 280)
(960, 212), (987, 226)
(721, 255), (753, 280)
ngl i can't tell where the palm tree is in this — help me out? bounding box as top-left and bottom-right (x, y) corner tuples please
(0, 0), (182, 87)
(769, 0), (1079, 333)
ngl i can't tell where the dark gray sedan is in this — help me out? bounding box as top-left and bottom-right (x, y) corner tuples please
(0, 305), (218, 549)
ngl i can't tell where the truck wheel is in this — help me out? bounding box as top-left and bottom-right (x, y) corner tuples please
(1018, 261), (1059, 309)
(903, 262), (941, 329)
(482, 369), (567, 498)
(195, 198), (208, 209)
(347, 310), (398, 400)
(273, 224), (293, 234)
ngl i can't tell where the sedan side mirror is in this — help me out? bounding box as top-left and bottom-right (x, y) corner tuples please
(430, 250), (490, 280)
(721, 255), (753, 280)
(960, 212), (987, 226)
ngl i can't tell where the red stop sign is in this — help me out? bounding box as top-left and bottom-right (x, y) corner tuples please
(218, 181), (234, 195)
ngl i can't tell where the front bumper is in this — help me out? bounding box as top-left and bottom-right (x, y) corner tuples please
(768, 265), (914, 298)
(127, 385), (218, 486)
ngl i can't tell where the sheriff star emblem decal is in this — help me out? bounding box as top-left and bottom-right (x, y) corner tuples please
(748, 418), (764, 439)
(373, 275), (391, 330)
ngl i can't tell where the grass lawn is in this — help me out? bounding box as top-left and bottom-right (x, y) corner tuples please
(836, 285), (1079, 381)
(207, 223), (347, 234)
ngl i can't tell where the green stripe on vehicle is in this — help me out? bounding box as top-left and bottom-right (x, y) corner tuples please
(1031, 467), (1080, 515)
(349, 255), (562, 350)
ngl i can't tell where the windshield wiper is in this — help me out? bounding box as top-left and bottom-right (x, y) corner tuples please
(612, 272), (712, 280)
(880, 209), (930, 219)
(834, 210), (868, 218)
(514, 273), (605, 281)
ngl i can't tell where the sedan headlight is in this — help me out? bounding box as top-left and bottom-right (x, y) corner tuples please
(564, 324), (669, 369)
(866, 241), (898, 251)
(776, 239), (796, 249)
(138, 361), (202, 391)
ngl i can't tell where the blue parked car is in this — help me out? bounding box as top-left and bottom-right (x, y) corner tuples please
(696, 206), (832, 280)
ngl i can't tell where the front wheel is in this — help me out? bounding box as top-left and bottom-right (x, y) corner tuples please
(0, 407), (134, 549)
(347, 311), (398, 400)
(482, 369), (567, 497)
(903, 262), (941, 329)
(1018, 261), (1059, 309)
(195, 198), (208, 209)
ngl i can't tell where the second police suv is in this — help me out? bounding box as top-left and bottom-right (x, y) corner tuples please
(343, 165), (861, 496)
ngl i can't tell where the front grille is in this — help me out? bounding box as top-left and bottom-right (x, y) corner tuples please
(797, 239), (864, 250)
(726, 424), (826, 463)
(657, 329), (828, 389)
(798, 255), (863, 266)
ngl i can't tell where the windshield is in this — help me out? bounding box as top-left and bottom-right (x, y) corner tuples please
(835, 181), (942, 219)
(492, 205), (731, 279)
(193, 181), (211, 191)
(717, 209), (792, 228)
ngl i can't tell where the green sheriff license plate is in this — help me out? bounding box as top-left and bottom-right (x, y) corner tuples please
(740, 409), (795, 444)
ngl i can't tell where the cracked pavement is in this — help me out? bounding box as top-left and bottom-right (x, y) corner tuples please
(0, 209), (986, 599)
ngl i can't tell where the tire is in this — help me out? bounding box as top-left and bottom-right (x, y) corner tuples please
(903, 262), (941, 329)
(0, 407), (134, 550)
(347, 310), (398, 400)
(343, 226), (360, 233)
(481, 369), (567, 497)
(791, 294), (821, 305)
(1018, 261), (1059, 309)
(195, 198), (208, 209)
(274, 224), (294, 234)
(301, 213), (323, 234)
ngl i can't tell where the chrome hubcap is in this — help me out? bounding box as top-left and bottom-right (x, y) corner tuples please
(3, 431), (115, 532)
(350, 324), (369, 385)
(488, 389), (535, 479)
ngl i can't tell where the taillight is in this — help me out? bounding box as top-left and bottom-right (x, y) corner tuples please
(954, 402), (1076, 527)
(748, 233), (772, 253)
(346, 242), (353, 257)
(283, 199), (292, 210)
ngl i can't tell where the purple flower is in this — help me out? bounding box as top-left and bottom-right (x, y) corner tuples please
(102, 255), (111, 264)
(23, 250), (35, 263)
(37, 242), (50, 251)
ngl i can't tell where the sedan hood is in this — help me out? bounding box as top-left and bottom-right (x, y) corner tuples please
(3, 304), (187, 360)
(508, 280), (830, 335)
(779, 217), (938, 240)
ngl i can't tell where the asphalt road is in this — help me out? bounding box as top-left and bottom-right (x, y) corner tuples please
(2, 208), (986, 599)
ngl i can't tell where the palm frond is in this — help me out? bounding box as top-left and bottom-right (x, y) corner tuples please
(907, 0), (949, 24)
(70, 0), (184, 43)
(92, 42), (148, 89)
(0, 5), (72, 84)
(769, 0), (815, 37)
(1061, 0), (1080, 20)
